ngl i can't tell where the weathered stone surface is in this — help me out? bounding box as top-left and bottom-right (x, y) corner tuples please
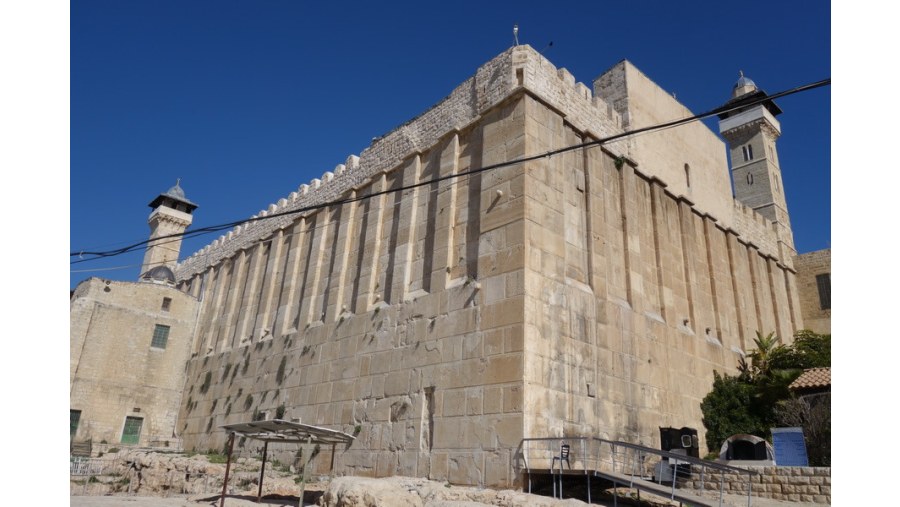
(319, 476), (589, 507)
(319, 477), (423, 507)
(72, 44), (817, 492)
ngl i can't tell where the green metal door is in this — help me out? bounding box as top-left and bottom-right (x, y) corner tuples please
(121, 416), (143, 445)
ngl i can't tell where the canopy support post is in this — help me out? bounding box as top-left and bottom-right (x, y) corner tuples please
(220, 432), (235, 507)
(298, 435), (312, 507)
(257, 440), (269, 503)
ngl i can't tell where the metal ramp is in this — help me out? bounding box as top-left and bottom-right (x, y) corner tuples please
(515, 437), (759, 506)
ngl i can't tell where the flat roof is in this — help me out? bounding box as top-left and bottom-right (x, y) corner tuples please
(220, 419), (355, 445)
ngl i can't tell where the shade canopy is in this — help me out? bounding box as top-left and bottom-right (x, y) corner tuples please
(220, 419), (355, 445)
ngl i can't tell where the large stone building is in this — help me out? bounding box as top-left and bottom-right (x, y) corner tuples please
(71, 45), (826, 487)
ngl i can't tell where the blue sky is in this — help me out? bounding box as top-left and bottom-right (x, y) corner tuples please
(69, 1), (830, 288)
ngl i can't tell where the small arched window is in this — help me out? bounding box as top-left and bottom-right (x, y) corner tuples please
(684, 163), (691, 188)
(747, 173), (754, 185)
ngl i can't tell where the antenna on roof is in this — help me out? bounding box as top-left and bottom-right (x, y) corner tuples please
(513, 24), (519, 46)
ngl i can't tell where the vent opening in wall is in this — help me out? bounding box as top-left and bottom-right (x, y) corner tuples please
(421, 386), (435, 452)
(747, 173), (754, 185)
(684, 163), (691, 188)
(516, 68), (524, 86)
(816, 273), (830, 310)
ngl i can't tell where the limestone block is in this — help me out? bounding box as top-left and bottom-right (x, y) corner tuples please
(430, 452), (449, 482)
(466, 389), (484, 416)
(483, 386), (502, 414)
(481, 296), (525, 330)
(463, 333), (483, 360)
(433, 418), (462, 450)
(384, 370), (411, 396)
(448, 453), (481, 486)
(442, 390), (467, 417)
(483, 329), (504, 356)
(399, 451), (418, 477)
(488, 414), (523, 449)
(503, 325), (524, 353)
(502, 386), (522, 413)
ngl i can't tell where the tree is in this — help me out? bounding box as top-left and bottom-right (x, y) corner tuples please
(700, 371), (769, 453)
(768, 330), (830, 371)
(748, 331), (783, 378)
(700, 330), (831, 454)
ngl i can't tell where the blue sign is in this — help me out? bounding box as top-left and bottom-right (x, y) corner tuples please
(771, 427), (809, 466)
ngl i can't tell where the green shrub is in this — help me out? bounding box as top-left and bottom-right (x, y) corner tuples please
(206, 452), (228, 464)
(700, 330), (831, 453)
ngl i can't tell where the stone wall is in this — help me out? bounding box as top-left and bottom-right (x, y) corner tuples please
(176, 96), (529, 488)
(683, 465), (831, 504)
(593, 60), (735, 234)
(519, 94), (801, 453)
(167, 45), (802, 488)
(793, 249), (831, 334)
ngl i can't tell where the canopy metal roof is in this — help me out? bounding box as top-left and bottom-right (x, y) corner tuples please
(220, 419), (355, 445)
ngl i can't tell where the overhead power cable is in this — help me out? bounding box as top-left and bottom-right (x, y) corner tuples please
(71, 77), (830, 265)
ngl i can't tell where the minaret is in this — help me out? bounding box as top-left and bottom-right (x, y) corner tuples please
(139, 179), (198, 281)
(718, 72), (795, 259)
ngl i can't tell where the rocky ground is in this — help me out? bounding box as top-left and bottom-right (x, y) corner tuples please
(70, 451), (825, 506)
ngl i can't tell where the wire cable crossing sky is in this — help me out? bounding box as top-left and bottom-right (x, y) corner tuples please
(71, 76), (830, 266)
(70, 1), (830, 288)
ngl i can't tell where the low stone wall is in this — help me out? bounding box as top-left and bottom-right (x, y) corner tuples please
(682, 465), (830, 504)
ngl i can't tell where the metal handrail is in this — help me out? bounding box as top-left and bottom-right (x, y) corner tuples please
(593, 437), (759, 476)
(515, 436), (757, 507)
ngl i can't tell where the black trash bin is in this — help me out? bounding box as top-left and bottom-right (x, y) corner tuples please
(658, 427), (699, 480)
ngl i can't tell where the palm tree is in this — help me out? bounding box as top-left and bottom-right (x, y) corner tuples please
(749, 331), (781, 378)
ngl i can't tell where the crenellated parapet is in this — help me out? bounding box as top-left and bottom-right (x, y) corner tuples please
(175, 155), (360, 278)
(175, 45), (789, 282)
(175, 46), (628, 281)
(730, 199), (793, 268)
